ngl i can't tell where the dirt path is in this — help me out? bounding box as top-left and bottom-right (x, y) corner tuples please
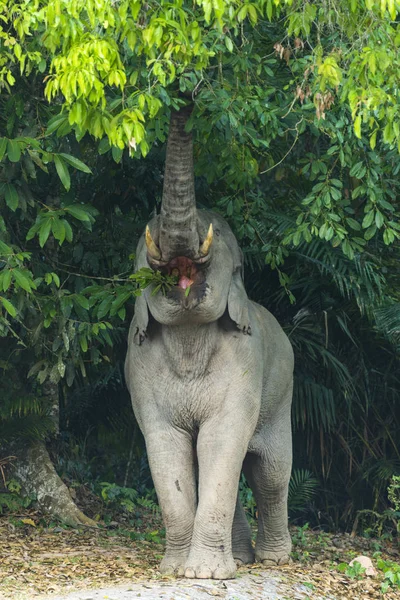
(34, 571), (319, 600)
(1, 517), (398, 600)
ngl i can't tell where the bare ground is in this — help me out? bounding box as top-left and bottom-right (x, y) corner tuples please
(0, 516), (399, 600)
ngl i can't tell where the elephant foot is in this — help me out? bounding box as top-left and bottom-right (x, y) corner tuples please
(159, 552), (188, 576)
(233, 549), (255, 566)
(184, 550), (237, 580)
(259, 553), (290, 566)
(255, 533), (291, 567)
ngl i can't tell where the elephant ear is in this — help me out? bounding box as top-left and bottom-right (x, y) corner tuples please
(131, 293), (149, 345)
(128, 232), (151, 346)
(227, 268), (251, 335)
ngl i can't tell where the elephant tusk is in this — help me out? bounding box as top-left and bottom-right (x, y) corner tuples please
(199, 223), (213, 257)
(145, 225), (161, 260)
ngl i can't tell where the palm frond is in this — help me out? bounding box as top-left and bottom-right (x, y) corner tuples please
(292, 379), (336, 431)
(288, 469), (318, 512)
(374, 303), (400, 346)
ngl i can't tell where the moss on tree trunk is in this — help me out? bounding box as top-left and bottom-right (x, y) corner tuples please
(8, 439), (97, 527)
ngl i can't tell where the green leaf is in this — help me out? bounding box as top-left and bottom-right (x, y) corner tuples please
(0, 240), (12, 254)
(354, 115), (362, 139)
(39, 218), (52, 247)
(364, 225), (377, 240)
(383, 228), (394, 244)
(327, 145), (339, 156)
(2, 269), (12, 291)
(59, 153), (92, 173)
(7, 140), (21, 163)
(46, 114), (68, 136)
(66, 205), (91, 221)
(346, 218), (361, 230)
(98, 138), (110, 155)
(350, 161), (364, 177)
(13, 269), (33, 293)
(247, 4), (258, 25)
(62, 219), (73, 242)
(28, 150), (48, 173)
(362, 211), (374, 228)
(0, 296), (16, 317)
(54, 155), (71, 190)
(375, 210), (384, 228)
(74, 294), (89, 309)
(97, 295), (113, 319)
(51, 218), (66, 244)
(378, 198), (394, 211)
(79, 335), (88, 353)
(26, 222), (40, 241)
(112, 146), (123, 163)
(110, 291), (131, 315)
(342, 239), (354, 259)
(330, 178), (343, 188)
(237, 4), (248, 22)
(225, 37), (233, 52)
(4, 183), (19, 211)
(0, 138), (8, 161)
(52, 273), (60, 287)
(370, 130), (377, 150)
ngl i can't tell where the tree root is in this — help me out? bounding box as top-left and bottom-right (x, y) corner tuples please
(6, 439), (97, 528)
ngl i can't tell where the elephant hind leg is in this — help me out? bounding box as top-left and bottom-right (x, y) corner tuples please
(232, 491), (254, 565)
(243, 417), (292, 566)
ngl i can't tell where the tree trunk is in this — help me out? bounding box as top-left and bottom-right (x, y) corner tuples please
(8, 439), (97, 527)
(7, 199), (97, 527)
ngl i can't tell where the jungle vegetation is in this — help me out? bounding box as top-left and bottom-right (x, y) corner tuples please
(0, 0), (399, 533)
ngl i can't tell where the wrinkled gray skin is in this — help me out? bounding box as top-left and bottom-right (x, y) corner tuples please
(125, 107), (294, 580)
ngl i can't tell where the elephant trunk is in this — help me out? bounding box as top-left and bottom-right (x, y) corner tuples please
(158, 107), (199, 261)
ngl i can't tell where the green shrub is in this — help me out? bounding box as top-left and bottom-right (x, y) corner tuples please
(0, 479), (34, 514)
(377, 558), (400, 594)
(98, 482), (159, 518)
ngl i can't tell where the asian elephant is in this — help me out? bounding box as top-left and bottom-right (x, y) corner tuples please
(125, 106), (294, 580)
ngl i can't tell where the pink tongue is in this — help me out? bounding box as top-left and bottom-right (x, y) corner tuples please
(178, 276), (193, 290)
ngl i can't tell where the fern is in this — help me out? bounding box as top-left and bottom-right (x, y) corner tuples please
(292, 380), (336, 432)
(374, 303), (400, 347)
(0, 415), (55, 444)
(0, 492), (34, 513)
(0, 394), (44, 419)
(288, 469), (318, 513)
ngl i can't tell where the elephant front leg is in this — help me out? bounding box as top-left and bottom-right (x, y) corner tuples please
(184, 422), (251, 580)
(146, 428), (196, 576)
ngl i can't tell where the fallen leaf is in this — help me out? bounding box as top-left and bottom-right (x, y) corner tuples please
(20, 519), (36, 527)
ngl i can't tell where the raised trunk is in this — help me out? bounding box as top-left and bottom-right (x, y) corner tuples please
(159, 106), (199, 261)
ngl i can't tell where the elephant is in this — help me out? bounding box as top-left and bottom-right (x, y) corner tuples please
(125, 106), (294, 580)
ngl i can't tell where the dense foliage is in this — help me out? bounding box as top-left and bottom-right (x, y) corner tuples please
(0, 0), (399, 532)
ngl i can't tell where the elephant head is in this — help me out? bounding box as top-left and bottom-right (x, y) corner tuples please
(133, 106), (251, 341)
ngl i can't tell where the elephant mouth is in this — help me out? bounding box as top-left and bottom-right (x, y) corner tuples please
(145, 224), (212, 300)
(163, 256), (207, 297)
(167, 256), (201, 290)
(147, 254), (208, 301)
